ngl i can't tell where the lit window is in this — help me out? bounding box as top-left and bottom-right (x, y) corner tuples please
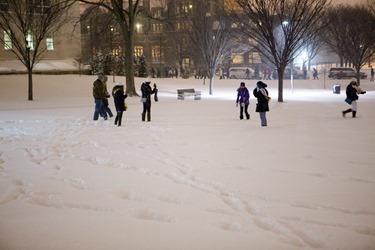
(46, 33), (54, 50)
(4, 30), (12, 50)
(232, 54), (244, 64)
(152, 23), (163, 33)
(134, 46), (143, 58)
(26, 31), (34, 50)
(152, 45), (161, 63)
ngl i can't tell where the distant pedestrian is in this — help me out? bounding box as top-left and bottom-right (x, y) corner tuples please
(342, 78), (366, 118)
(313, 68), (318, 80)
(92, 75), (108, 121)
(254, 67), (259, 80)
(236, 82), (250, 120)
(370, 68), (374, 81)
(245, 68), (251, 80)
(253, 81), (270, 127)
(112, 83), (128, 126)
(153, 83), (159, 102)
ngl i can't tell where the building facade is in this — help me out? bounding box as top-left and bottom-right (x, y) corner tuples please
(0, 1), (81, 71)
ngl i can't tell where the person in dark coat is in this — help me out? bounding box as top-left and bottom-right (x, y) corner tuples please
(92, 75), (108, 121)
(253, 81), (270, 127)
(140, 79), (157, 122)
(342, 78), (366, 118)
(112, 83), (128, 126)
(102, 76), (114, 118)
(236, 82), (250, 120)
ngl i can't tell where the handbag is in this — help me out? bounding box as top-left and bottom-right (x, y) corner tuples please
(345, 97), (352, 105)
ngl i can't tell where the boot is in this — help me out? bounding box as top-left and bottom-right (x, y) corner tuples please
(246, 114), (250, 120)
(147, 112), (151, 122)
(142, 113), (146, 121)
(352, 111), (357, 118)
(107, 108), (114, 118)
(342, 109), (352, 117)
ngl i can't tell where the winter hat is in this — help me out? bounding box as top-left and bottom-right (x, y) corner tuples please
(240, 82), (245, 86)
(115, 82), (123, 86)
(97, 74), (105, 81)
(350, 78), (357, 83)
(144, 78), (151, 84)
(257, 81), (267, 88)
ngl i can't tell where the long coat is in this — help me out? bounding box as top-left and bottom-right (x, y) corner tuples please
(141, 82), (156, 104)
(346, 83), (358, 102)
(253, 83), (269, 112)
(112, 85), (127, 112)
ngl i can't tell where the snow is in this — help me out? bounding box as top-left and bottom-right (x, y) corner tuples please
(0, 60), (80, 72)
(0, 74), (375, 250)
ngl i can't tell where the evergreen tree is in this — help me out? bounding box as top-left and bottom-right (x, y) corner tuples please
(138, 55), (148, 77)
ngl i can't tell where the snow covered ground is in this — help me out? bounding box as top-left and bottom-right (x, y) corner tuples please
(0, 74), (374, 250)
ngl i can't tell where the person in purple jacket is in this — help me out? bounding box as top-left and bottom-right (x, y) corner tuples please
(236, 82), (250, 120)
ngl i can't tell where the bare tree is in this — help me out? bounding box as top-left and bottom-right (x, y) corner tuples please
(233, 0), (330, 102)
(303, 37), (324, 71)
(80, 6), (118, 63)
(0, 0), (75, 100)
(324, 4), (375, 85)
(185, 0), (238, 95)
(78, 0), (142, 96)
(322, 5), (352, 67)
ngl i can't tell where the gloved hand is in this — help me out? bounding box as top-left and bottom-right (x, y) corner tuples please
(361, 91), (366, 94)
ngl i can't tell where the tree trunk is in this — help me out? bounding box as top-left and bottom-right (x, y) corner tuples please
(278, 74), (284, 102)
(124, 35), (137, 96)
(27, 68), (33, 101)
(209, 76), (214, 95)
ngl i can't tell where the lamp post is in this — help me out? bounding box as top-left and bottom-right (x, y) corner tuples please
(25, 39), (32, 100)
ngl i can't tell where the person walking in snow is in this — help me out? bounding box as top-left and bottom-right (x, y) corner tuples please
(313, 68), (318, 80)
(245, 68), (251, 80)
(112, 83), (128, 126)
(342, 78), (366, 118)
(92, 75), (108, 121)
(236, 82), (250, 120)
(140, 78), (158, 122)
(253, 81), (270, 127)
(102, 76), (114, 118)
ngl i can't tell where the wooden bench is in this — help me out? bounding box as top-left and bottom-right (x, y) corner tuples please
(177, 88), (201, 100)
